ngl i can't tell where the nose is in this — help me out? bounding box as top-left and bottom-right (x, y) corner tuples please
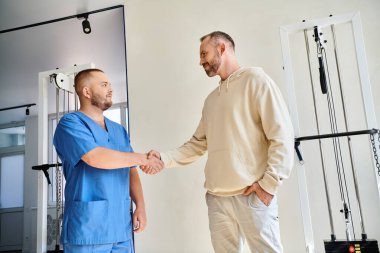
(200, 57), (205, 66)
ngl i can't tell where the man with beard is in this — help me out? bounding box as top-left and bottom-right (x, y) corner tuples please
(143, 31), (294, 253)
(53, 68), (163, 253)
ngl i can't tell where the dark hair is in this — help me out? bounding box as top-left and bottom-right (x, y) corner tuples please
(74, 68), (104, 95)
(200, 31), (235, 50)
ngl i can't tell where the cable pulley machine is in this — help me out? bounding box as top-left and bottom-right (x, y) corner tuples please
(280, 12), (380, 253)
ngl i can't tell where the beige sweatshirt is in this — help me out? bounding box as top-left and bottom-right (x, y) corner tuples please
(161, 67), (294, 196)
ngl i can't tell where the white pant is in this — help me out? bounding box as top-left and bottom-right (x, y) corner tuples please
(206, 193), (283, 253)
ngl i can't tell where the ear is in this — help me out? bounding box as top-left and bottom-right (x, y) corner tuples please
(219, 42), (226, 55)
(82, 86), (91, 99)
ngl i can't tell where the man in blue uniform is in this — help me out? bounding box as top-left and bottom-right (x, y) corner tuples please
(53, 68), (163, 253)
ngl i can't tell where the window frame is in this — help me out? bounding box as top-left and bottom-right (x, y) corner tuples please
(0, 151), (25, 210)
(0, 121), (26, 211)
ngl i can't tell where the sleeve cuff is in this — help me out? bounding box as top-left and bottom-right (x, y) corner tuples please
(258, 173), (282, 195)
(160, 152), (171, 168)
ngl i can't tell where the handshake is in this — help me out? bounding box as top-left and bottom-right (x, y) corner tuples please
(140, 150), (163, 175)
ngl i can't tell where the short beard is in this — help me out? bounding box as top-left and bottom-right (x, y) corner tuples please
(205, 52), (221, 77)
(91, 94), (112, 111)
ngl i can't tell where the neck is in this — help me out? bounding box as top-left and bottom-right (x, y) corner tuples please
(219, 58), (240, 81)
(79, 104), (104, 122)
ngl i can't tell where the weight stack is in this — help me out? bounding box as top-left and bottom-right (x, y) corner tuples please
(324, 239), (379, 253)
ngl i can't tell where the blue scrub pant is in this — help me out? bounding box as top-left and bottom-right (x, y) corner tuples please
(64, 240), (134, 253)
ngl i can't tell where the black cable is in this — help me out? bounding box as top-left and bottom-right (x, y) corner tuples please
(323, 47), (356, 239)
(324, 47), (353, 223)
(319, 44), (345, 203)
(316, 38), (350, 231)
(314, 27), (357, 239)
(326, 85), (345, 202)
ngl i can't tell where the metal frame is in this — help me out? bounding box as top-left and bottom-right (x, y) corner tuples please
(37, 63), (94, 253)
(280, 12), (379, 253)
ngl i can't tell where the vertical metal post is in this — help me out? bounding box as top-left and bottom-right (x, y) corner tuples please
(37, 74), (48, 253)
(280, 27), (315, 253)
(304, 29), (336, 240)
(55, 87), (61, 247)
(331, 24), (367, 239)
(351, 13), (380, 199)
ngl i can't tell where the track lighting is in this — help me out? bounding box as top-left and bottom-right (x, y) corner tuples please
(78, 14), (91, 34)
(82, 17), (91, 34)
(0, 103), (36, 115)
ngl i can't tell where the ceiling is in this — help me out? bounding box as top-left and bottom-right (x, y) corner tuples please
(0, 1), (127, 125)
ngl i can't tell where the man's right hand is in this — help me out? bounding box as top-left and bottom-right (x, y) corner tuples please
(140, 150), (163, 174)
(147, 150), (161, 160)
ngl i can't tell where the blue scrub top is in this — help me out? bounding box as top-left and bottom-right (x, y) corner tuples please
(53, 111), (133, 245)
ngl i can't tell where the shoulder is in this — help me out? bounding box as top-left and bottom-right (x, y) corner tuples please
(54, 113), (85, 141)
(56, 112), (94, 134)
(59, 112), (81, 123)
(205, 87), (219, 101)
(243, 67), (276, 88)
(58, 112), (85, 125)
(240, 68), (282, 101)
(240, 67), (268, 81)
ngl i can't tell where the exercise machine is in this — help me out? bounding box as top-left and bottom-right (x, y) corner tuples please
(280, 12), (380, 253)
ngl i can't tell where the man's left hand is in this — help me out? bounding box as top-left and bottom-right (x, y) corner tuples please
(243, 182), (273, 206)
(132, 207), (147, 233)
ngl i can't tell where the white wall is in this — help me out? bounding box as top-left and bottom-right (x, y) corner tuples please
(125, 1), (380, 253)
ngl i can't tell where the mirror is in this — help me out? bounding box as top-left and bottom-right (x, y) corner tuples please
(0, 6), (128, 125)
(0, 5), (128, 251)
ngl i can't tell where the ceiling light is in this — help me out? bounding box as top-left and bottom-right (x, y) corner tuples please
(82, 17), (91, 34)
(77, 13), (92, 34)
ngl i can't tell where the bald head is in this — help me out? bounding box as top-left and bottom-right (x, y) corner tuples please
(74, 68), (104, 96)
